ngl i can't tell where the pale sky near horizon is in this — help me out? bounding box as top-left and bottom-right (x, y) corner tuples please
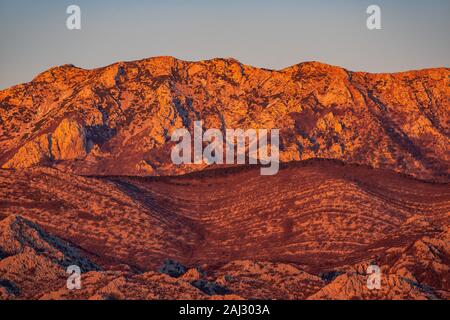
(0, 0), (449, 89)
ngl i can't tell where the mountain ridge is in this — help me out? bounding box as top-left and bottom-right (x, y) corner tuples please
(25, 56), (449, 84)
(1, 54), (449, 299)
(0, 56), (448, 181)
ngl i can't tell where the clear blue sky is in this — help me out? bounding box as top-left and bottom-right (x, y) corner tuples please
(0, 0), (449, 89)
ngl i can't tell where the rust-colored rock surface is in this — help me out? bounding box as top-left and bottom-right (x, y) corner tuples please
(0, 57), (448, 300)
(0, 57), (448, 180)
(3, 118), (87, 169)
(0, 160), (448, 299)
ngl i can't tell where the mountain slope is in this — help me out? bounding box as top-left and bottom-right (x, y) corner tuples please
(1, 159), (448, 299)
(0, 57), (448, 180)
(0, 215), (98, 299)
(0, 56), (448, 300)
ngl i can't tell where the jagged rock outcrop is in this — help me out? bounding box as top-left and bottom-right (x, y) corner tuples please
(41, 271), (210, 300)
(2, 118), (87, 169)
(0, 57), (448, 180)
(0, 215), (98, 299)
(308, 273), (432, 300)
(50, 118), (87, 160)
(0, 215), (227, 300)
(159, 259), (188, 278)
(214, 260), (325, 299)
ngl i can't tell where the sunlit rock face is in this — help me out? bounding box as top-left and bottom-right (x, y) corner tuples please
(0, 57), (448, 180)
(0, 57), (448, 300)
(3, 118), (87, 169)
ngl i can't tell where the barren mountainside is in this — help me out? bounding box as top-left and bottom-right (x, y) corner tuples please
(0, 57), (449, 300)
(1, 160), (449, 299)
(0, 57), (448, 180)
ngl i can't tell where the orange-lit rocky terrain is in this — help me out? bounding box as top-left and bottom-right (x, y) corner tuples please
(0, 160), (449, 299)
(0, 57), (449, 300)
(0, 57), (448, 180)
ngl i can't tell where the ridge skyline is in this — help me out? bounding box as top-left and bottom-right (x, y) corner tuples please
(2, 55), (449, 91)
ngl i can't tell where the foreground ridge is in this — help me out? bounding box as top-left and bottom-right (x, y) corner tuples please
(1, 160), (448, 299)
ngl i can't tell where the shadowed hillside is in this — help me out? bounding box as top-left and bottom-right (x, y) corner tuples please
(1, 159), (448, 299)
